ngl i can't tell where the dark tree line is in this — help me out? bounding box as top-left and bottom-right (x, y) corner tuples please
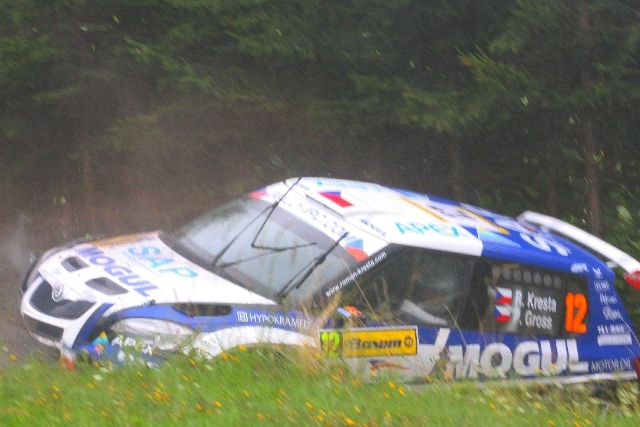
(1, 0), (639, 253)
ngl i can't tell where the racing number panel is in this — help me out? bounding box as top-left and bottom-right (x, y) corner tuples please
(464, 260), (589, 338)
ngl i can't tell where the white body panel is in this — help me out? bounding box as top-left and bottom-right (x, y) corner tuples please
(188, 326), (315, 358)
(22, 233), (275, 349)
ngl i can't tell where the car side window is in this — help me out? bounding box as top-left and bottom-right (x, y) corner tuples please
(462, 260), (590, 337)
(336, 249), (476, 327)
(329, 252), (590, 338)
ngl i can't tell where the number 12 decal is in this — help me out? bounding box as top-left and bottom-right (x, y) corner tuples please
(565, 292), (587, 334)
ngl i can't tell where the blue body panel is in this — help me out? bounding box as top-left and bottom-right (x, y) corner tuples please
(108, 305), (311, 334)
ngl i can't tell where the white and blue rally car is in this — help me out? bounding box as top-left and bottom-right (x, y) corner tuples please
(20, 178), (640, 382)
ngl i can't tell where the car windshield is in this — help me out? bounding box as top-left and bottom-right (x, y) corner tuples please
(162, 195), (357, 302)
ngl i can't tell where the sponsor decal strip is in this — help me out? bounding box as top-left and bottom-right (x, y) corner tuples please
(324, 252), (387, 298)
(320, 327), (418, 358)
(77, 246), (158, 296)
(597, 334), (633, 346)
(428, 329), (589, 379)
(236, 310), (310, 330)
(127, 246), (197, 278)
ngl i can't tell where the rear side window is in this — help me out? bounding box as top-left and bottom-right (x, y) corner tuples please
(461, 261), (589, 337)
(331, 249), (589, 338)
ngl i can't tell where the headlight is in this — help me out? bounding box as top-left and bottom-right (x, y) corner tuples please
(110, 318), (194, 352)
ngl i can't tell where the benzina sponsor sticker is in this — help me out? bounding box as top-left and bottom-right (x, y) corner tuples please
(319, 327), (417, 358)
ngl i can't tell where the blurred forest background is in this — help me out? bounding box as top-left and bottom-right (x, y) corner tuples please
(2, 0), (640, 325)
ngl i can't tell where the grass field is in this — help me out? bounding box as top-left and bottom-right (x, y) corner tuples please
(1, 345), (640, 426)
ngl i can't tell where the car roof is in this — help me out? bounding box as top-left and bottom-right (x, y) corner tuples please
(257, 177), (609, 276)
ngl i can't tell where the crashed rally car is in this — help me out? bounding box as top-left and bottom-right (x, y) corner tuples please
(20, 177), (640, 383)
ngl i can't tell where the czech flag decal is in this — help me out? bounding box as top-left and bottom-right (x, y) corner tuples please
(494, 305), (511, 323)
(344, 237), (368, 262)
(248, 188), (268, 199)
(319, 191), (353, 208)
(495, 287), (513, 305)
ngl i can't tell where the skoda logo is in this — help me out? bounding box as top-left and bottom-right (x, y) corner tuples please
(51, 283), (64, 302)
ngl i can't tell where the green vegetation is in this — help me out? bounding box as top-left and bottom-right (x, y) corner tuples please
(3, 2), (639, 248)
(1, 348), (639, 426)
(2, 1), (640, 242)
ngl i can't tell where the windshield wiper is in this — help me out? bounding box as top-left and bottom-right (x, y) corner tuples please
(210, 178), (302, 268)
(276, 232), (349, 301)
(213, 241), (316, 270)
(248, 177), (303, 252)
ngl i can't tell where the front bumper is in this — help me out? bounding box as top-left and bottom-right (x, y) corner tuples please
(20, 274), (106, 350)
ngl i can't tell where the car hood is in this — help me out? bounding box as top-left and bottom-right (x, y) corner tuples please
(37, 232), (275, 311)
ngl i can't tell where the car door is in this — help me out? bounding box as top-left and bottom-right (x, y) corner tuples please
(317, 247), (476, 381)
